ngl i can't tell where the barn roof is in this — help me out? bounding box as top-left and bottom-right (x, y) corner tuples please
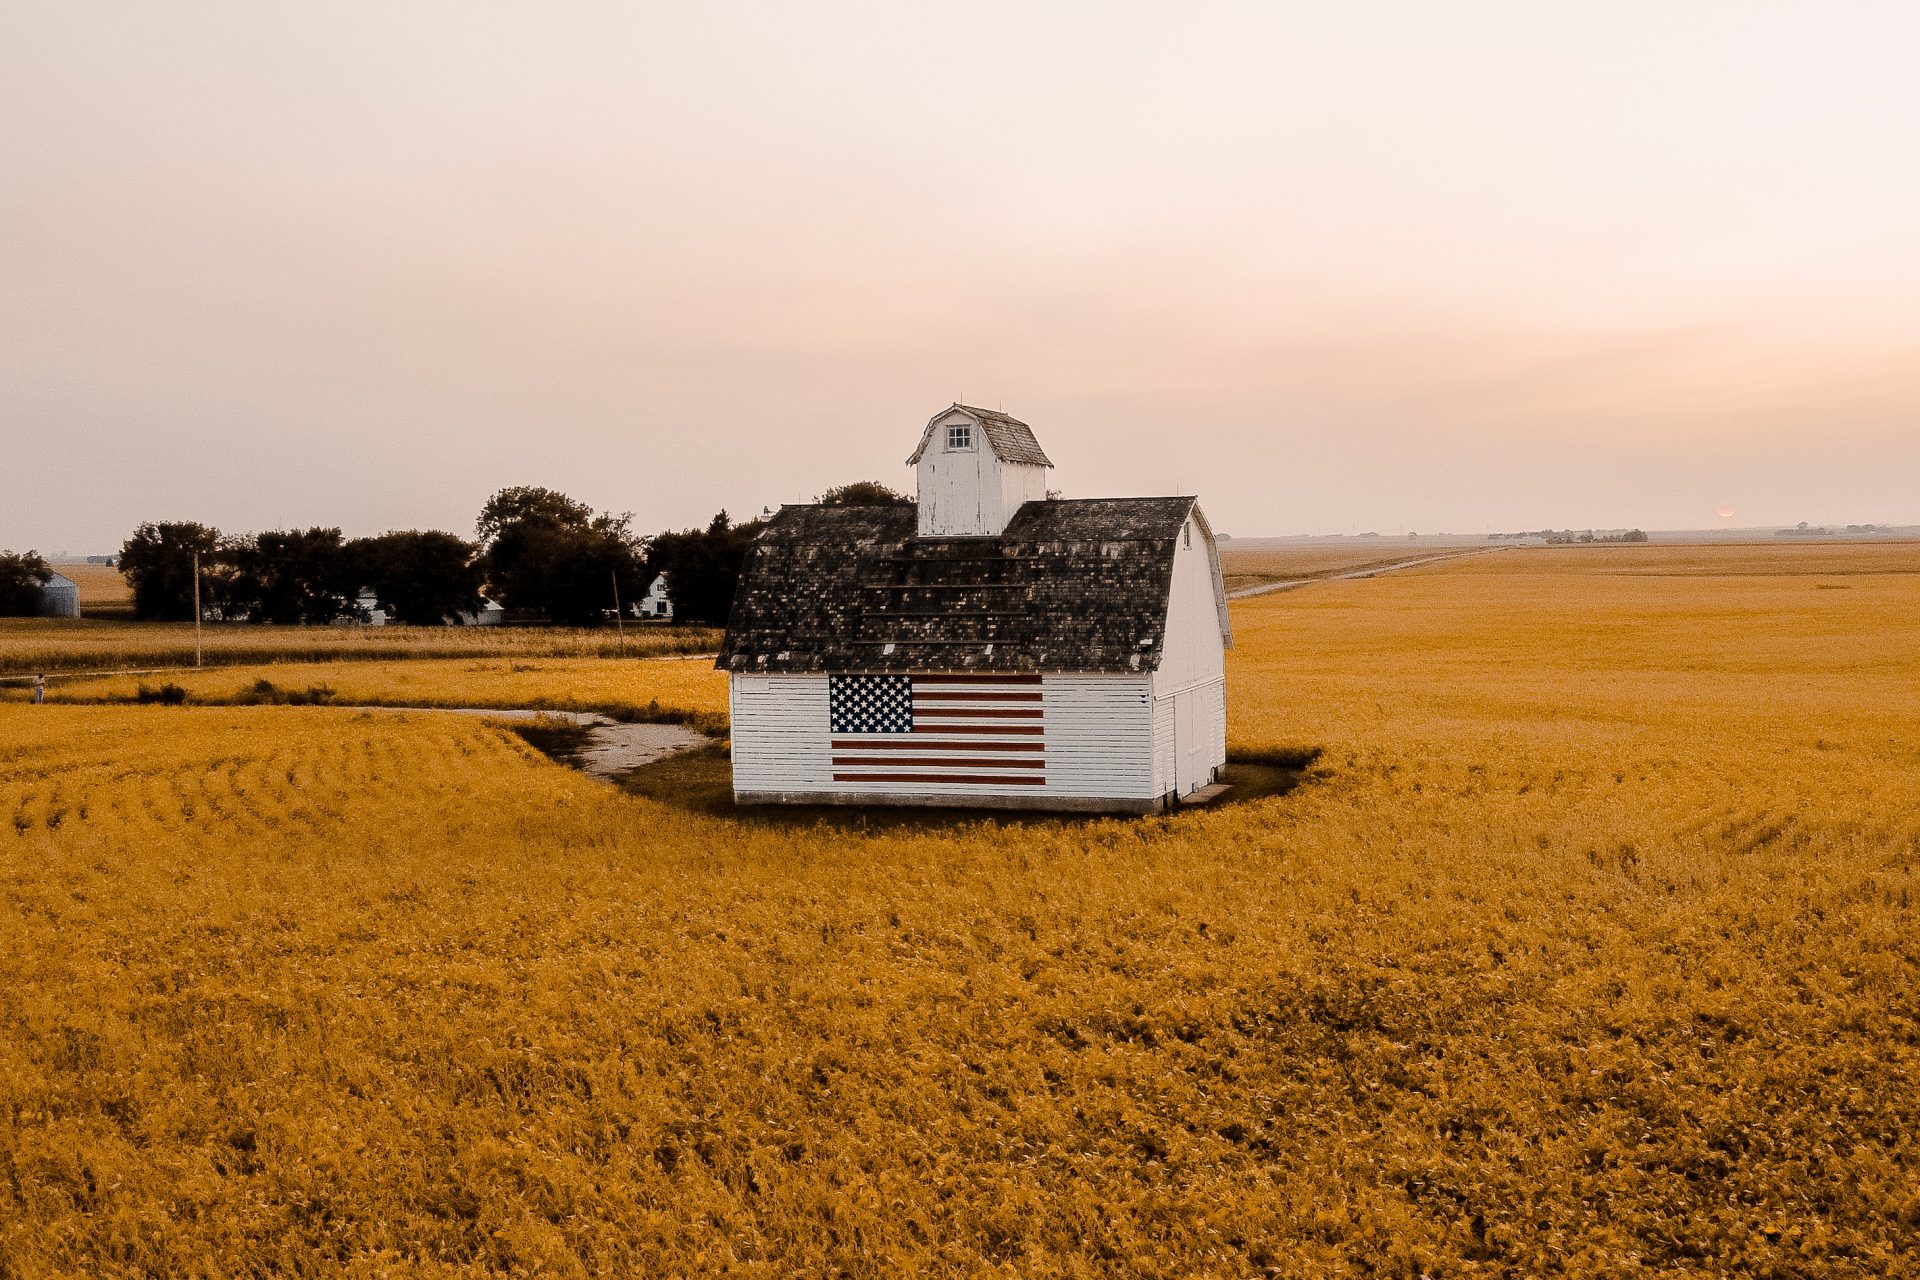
(718, 497), (1217, 674)
(906, 404), (1054, 467)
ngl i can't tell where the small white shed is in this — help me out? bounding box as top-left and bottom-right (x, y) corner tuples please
(718, 404), (1230, 813)
(37, 572), (80, 619)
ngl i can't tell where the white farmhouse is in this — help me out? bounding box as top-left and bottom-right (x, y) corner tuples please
(636, 573), (673, 619)
(718, 404), (1230, 813)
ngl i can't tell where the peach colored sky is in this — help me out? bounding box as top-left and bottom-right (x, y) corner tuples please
(4, 2), (1918, 552)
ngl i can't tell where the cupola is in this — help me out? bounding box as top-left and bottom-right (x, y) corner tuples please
(906, 404), (1053, 537)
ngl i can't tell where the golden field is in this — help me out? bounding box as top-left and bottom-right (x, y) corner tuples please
(2, 542), (1917, 1277)
(48, 563), (134, 608)
(0, 620), (719, 676)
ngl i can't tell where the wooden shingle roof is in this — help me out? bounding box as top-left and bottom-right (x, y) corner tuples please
(717, 497), (1209, 674)
(905, 405), (1054, 467)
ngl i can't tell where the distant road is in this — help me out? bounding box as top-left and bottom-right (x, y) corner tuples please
(1226, 546), (1507, 600)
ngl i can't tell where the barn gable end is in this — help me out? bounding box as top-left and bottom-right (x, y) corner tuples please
(1148, 507), (1230, 797)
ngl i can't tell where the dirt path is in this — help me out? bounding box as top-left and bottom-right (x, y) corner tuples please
(1227, 547), (1507, 599)
(348, 706), (709, 780)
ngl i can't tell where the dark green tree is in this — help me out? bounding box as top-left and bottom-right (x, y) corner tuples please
(477, 486), (595, 545)
(817, 481), (907, 506)
(0, 550), (54, 616)
(530, 523), (650, 626)
(647, 511), (767, 627)
(476, 487), (646, 625)
(196, 537), (256, 622)
(119, 522), (221, 621)
(227, 528), (355, 625)
(346, 531), (485, 626)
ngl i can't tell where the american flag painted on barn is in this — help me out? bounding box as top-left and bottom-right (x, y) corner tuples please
(828, 674), (1045, 785)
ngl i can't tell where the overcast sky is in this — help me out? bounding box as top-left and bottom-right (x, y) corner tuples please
(4, 1), (1918, 553)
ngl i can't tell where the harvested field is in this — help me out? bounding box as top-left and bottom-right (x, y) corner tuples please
(2, 542), (1917, 1276)
(48, 563), (133, 609)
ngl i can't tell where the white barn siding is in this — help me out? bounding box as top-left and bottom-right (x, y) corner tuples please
(1152, 512), (1229, 691)
(1151, 691), (1176, 796)
(1037, 674), (1154, 800)
(729, 672), (1159, 810)
(1148, 511), (1229, 797)
(728, 675), (834, 791)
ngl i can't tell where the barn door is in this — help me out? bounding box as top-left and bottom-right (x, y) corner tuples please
(1174, 691), (1203, 795)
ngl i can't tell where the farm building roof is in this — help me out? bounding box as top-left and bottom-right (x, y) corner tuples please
(906, 404), (1054, 467)
(717, 497), (1219, 674)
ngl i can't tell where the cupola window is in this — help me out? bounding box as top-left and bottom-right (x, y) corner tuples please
(946, 423), (973, 450)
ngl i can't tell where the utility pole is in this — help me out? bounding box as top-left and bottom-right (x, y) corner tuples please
(192, 550), (204, 668)
(611, 570), (625, 655)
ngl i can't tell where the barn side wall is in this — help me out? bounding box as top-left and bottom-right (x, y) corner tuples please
(729, 672), (1157, 809)
(1039, 674), (1155, 800)
(1152, 692), (1176, 796)
(729, 674), (834, 793)
(1149, 511), (1229, 793)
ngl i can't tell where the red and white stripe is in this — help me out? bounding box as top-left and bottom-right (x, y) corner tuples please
(831, 674), (1046, 785)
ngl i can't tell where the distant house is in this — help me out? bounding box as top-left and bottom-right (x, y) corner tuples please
(636, 573), (672, 619)
(718, 404), (1230, 813)
(37, 572), (80, 619)
(457, 599), (505, 626)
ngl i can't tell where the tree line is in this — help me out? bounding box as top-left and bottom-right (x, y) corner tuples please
(48, 479), (904, 627)
(1487, 529), (1649, 544)
(112, 488), (757, 627)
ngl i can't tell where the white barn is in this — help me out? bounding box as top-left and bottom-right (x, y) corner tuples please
(718, 404), (1230, 813)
